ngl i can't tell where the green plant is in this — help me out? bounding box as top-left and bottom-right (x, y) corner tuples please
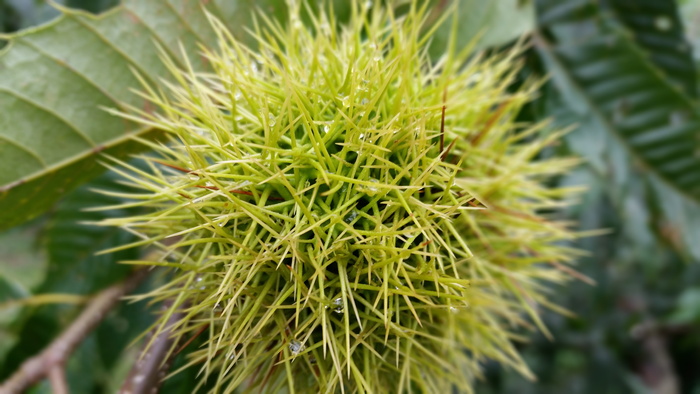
(94, 1), (581, 392)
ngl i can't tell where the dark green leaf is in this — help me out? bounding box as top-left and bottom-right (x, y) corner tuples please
(535, 0), (700, 202)
(606, 1), (697, 98)
(65, 0), (120, 14)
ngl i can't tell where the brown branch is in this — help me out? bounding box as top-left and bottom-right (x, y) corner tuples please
(119, 301), (186, 394)
(0, 269), (149, 394)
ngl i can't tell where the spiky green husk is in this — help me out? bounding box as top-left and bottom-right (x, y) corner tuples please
(99, 2), (580, 393)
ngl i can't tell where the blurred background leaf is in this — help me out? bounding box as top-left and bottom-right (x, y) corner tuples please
(0, 170), (158, 392)
(474, 0), (700, 393)
(535, 0), (700, 203)
(429, 0), (535, 55)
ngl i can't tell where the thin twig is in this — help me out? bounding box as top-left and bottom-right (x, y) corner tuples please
(47, 367), (68, 394)
(439, 87), (447, 153)
(119, 300), (185, 394)
(0, 268), (149, 394)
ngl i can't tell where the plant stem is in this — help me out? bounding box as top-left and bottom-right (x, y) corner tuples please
(119, 300), (185, 394)
(48, 367), (68, 394)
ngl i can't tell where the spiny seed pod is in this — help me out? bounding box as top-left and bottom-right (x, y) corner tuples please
(99, 1), (581, 392)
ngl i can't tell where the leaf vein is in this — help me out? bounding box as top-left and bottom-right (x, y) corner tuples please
(67, 14), (160, 90)
(0, 87), (96, 147)
(18, 38), (126, 112)
(163, 0), (210, 46)
(0, 134), (47, 168)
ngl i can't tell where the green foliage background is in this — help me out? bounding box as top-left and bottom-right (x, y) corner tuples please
(1, 0), (700, 393)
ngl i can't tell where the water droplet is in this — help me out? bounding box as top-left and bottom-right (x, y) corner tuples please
(289, 340), (305, 355)
(373, 55), (382, 62)
(365, 0), (373, 8)
(344, 210), (359, 224)
(333, 297), (344, 313)
(368, 178), (379, 192)
(339, 95), (351, 107)
(361, 98), (369, 105)
(234, 92), (242, 100)
(449, 306), (459, 314)
(369, 43), (377, 50)
(323, 124), (330, 134)
(268, 113), (276, 127)
(467, 72), (482, 86)
(654, 16), (672, 31)
(404, 227), (418, 243)
(362, 79), (369, 85)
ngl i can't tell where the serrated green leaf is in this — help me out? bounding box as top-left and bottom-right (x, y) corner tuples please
(606, 1), (697, 98)
(535, 0), (700, 202)
(0, 0), (286, 231)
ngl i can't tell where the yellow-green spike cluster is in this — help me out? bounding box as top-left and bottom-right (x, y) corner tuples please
(99, 1), (581, 392)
